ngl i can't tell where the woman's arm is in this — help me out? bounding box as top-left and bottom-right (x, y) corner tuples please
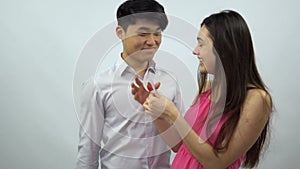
(131, 77), (183, 151)
(152, 118), (183, 152)
(147, 89), (271, 169)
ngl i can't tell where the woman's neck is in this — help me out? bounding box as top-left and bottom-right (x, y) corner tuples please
(202, 81), (212, 93)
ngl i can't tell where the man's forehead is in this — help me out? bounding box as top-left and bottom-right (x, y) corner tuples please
(132, 19), (161, 29)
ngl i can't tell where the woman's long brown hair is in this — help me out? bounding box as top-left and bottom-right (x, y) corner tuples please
(197, 10), (273, 168)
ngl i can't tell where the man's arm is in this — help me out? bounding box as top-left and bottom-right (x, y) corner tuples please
(75, 78), (104, 169)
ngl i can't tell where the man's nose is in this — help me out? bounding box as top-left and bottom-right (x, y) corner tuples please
(146, 34), (156, 45)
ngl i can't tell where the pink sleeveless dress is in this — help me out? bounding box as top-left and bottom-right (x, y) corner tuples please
(170, 90), (243, 169)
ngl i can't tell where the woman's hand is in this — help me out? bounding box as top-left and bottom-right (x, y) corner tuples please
(143, 93), (179, 122)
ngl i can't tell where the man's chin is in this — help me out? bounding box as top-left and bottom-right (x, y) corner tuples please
(140, 51), (155, 58)
(130, 50), (156, 61)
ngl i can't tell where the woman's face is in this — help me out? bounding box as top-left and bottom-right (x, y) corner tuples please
(193, 25), (216, 74)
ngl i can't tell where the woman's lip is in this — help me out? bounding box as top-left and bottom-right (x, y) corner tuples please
(198, 58), (204, 64)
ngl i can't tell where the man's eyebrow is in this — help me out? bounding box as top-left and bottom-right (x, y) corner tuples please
(137, 27), (150, 31)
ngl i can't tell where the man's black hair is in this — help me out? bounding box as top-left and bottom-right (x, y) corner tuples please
(116, 0), (168, 31)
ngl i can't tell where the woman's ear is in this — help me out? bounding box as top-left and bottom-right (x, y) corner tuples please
(116, 26), (124, 40)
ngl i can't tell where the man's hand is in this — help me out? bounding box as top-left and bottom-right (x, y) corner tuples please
(131, 76), (160, 104)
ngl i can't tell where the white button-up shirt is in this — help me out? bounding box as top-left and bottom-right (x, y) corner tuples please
(76, 57), (184, 169)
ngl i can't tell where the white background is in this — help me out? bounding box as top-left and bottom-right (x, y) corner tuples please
(1, 0), (299, 169)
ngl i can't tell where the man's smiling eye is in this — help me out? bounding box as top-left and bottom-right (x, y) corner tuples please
(138, 33), (149, 36)
(153, 32), (161, 36)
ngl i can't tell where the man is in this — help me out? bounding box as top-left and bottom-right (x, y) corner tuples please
(75, 0), (183, 168)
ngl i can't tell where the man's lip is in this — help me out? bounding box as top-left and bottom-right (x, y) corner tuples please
(142, 47), (157, 50)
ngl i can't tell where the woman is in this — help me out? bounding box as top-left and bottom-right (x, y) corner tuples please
(132, 10), (273, 169)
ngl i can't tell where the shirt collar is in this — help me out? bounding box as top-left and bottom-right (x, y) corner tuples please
(115, 53), (156, 77)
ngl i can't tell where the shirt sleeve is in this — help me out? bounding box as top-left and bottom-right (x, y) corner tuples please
(75, 78), (105, 169)
(173, 80), (185, 116)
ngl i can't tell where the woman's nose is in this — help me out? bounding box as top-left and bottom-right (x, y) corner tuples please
(193, 47), (199, 55)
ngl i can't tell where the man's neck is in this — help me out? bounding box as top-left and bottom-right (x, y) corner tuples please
(121, 53), (148, 78)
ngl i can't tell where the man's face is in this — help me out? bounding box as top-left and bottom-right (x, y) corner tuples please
(118, 19), (162, 63)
